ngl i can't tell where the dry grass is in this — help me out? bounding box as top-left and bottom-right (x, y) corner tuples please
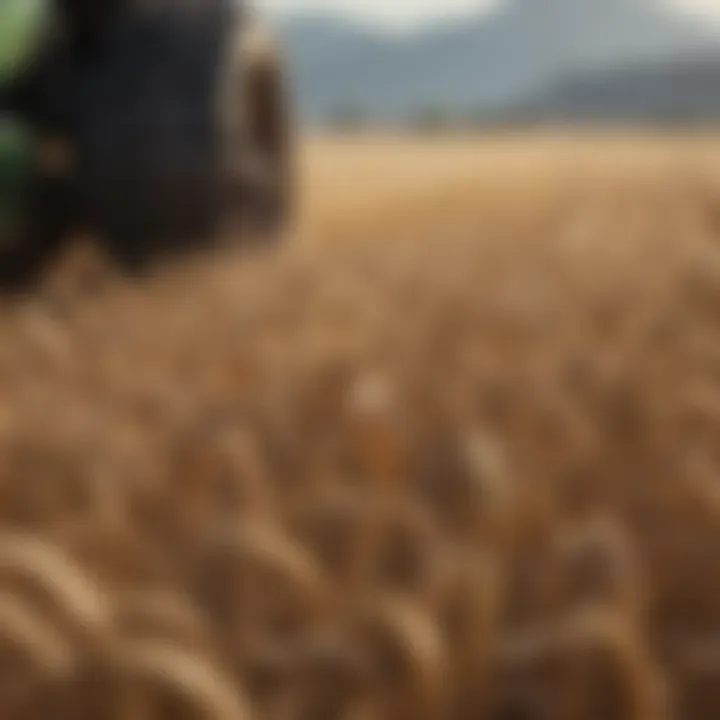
(0, 132), (719, 717)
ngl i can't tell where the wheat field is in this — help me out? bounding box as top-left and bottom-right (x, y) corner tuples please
(0, 133), (720, 718)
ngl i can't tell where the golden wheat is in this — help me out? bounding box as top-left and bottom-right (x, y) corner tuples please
(0, 133), (717, 717)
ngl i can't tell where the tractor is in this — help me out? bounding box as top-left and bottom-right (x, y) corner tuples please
(0, 0), (293, 289)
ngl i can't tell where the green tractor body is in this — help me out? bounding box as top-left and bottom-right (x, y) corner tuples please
(0, 118), (35, 246)
(0, 0), (54, 245)
(0, 0), (52, 83)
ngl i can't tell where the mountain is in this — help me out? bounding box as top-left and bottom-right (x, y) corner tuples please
(276, 0), (720, 122)
(512, 54), (720, 124)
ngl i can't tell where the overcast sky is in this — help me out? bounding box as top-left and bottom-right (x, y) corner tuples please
(258, 0), (720, 30)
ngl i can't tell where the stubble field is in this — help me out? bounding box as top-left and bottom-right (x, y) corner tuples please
(0, 133), (720, 718)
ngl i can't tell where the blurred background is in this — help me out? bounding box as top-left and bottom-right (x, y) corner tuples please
(263, 0), (720, 130)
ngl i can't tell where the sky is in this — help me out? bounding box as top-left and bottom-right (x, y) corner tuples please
(258, 0), (720, 30)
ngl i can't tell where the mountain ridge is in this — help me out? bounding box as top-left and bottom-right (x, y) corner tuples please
(276, 0), (720, 123)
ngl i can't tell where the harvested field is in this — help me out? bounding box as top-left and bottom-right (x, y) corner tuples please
(0, 133), (720, 717)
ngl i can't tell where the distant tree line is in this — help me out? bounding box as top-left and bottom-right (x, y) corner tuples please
(323, 104), (524, 134)
(322, 102), (720, 134)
